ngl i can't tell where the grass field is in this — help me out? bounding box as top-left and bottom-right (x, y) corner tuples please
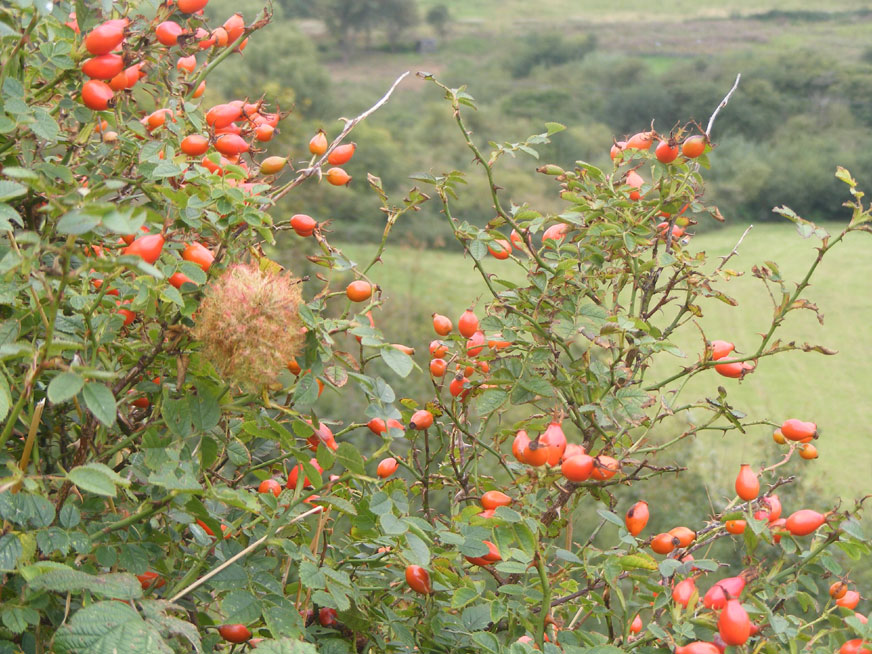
(334, 222), (872, 503)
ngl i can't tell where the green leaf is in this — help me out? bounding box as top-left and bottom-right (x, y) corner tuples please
(461, 604), (491, 631)
(31, 107), (60, 141)
(82, 382), (116, 426)
(471, 632), (501, 653)
(1, 606), (38, 634)
(452, 587), (479, 609)
(596, 508), (624, 528)
(477, 389), (507, 414)
(67, 462), (130, 498)
(335, 442), (365, 475)
(57, 210), (100, 235)
(262, 606), (304, 639)
(138, 600), (203, 654)
(0, 181), (27, 203)
(841, 518), (866, 541)
(379, 513), (407, 535)
(298, 561), (325, 589)
(0, 373), (9, 422)
(226, 439), (250, 466)
(0, 203), (23, 229)
(53, 602), (171, 654)
(658, 558), (682, 578)
(162, 396), (192, 436)
(188, 388), (220, 432)
(380, 347), (414, 378)
(221, 590), (261, 624)
(27, 567), (141, 600)
(160, 285), (184, 308)
(0, 534), (22, 572)
(102, 209), (144, 235)
(468, 238), (487, 261)
(292, 373), (319, 408)
(317, 495), (357, 515)
(48, 371), (85, 404)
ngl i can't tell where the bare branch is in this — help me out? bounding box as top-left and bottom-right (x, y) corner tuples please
(169, 505), (323, 603)
(269, 72), (410, 204)
(715, 224), (753, 272)
(706, 73), (741, 138)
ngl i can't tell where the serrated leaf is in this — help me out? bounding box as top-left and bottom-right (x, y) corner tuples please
(292, 373), (319, 408)
(82, 382), (116, 426)
(452, 587), (479, 609)
(31, 107), (60, 141)
(379, 513), (407, 535)
(57, 210), (100, 235)
(0, 534), (22, 572)
(468, 238), (487, 261)
(226, 439), (250, 466)
(221, 590), (261, 624)
(48, 371), (84, 404)
(0, 181), (27, 203)
(188, 388), (220, 432)
(160, 285), (184, 307)
(477, 389), (507, 414)
(317, 495), (356, 515)
(658, 558), (682, 578)
(53, 601), (170, 654)
(0, 374), (9, 422)
(67, 462), (130, 498)
(162, 396), (191, 437)
(596, 508), (624, 528)
(461, 604), (491, 631)
(298, 561), (325, 589)
(27, 567), (141, 600)
(2, 605), (38, 634)
(334, 442), (365, 475)
(380, 347), (413, 378)
(138, 601), (203, 654)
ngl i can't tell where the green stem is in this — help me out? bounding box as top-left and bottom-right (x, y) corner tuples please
(185, 32), (247, 100)
(0, 10), (38, 90)
(0, 392), (30, 449)
(535, 552), (551, 650)
(96, 498), (172, 537)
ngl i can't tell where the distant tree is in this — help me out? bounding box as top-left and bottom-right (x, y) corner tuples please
(315, 0), (376, 61)
(426, 4), (450, 37)
(379, 0), (419, 51)
(274, 0), (315, 18)
(316, 0), (419, 58)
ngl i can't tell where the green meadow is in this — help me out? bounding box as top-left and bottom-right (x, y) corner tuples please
(331, 221), (872, 503)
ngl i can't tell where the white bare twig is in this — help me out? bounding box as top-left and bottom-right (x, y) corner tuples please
(705, 73), (741, 138)
(269, 71), (410, 204)
(715, 224), (753, 272)
(169, 505), (323, 603)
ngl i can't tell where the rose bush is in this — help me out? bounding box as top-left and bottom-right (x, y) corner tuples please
(0, 1), (870, 653)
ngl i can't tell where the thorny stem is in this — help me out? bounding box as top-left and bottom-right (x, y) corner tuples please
(422, 74), (556, 275)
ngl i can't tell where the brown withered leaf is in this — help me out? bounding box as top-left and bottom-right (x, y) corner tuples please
(334, 351), (361, 372)
(791, 299), (824, 325)
(801, 343), (838, 355)
(323, 363), (349, 388)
